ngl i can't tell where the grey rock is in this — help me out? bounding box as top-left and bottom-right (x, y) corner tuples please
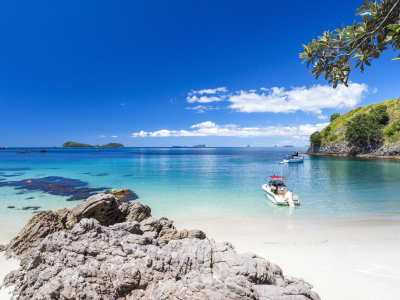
(1, 218), (320, 300)
(72, 193), (124, 226)
(125, 201), (152, 222)
(307, 143), (400, 159)
(3, 209), (75, 257)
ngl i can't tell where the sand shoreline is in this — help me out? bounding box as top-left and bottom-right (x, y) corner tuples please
(1, 216), (399, 299)
(175, 217), (400, 300)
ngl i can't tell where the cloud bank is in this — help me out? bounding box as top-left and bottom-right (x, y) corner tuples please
(186, 83), (369, 119)
(131, 121), (328, 138)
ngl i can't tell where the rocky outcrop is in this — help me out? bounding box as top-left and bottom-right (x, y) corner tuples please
(307, 144), (400, 159)
(1, 218), (320, 300)
(3, 193), (205, 258)
(3, 208), (77, 257)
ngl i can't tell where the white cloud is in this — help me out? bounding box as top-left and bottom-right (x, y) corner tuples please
(228, 83), (368, 118)
(186, 83), (369, 118)
(112, 135), (118, 138)
(185, 105), (219, 113)
(186, 95), (225, 103)
(192, 87), (227, 95)
(131, 121), (328, 138)
(99, 135), (106, 138)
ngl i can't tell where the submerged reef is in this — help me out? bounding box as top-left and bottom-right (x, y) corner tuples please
(1, 193), (320, 300)
(0, 176), (138, 201)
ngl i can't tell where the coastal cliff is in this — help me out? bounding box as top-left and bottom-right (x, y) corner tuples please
(0, 193), (320, 300)
(307, 98), (400, 159)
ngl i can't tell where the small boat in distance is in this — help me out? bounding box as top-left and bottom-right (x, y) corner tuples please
(283, 117), (304, 163)
(262, 176), (299, 207)
(283, 152), (304, 163)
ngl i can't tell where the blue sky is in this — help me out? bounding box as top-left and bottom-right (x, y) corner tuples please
(1, 0), (399, 147)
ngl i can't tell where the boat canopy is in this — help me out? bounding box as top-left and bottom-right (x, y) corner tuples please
(269, 175), (287, 180)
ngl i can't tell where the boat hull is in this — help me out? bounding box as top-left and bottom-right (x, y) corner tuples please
(262, 184), (300, 206)
(283, 157), (304, 163)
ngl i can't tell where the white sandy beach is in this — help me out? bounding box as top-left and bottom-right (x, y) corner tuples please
(1, 216), (399, 300)
(176, 217), (400, 300)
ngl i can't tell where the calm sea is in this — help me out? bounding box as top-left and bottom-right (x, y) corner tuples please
(1, 147), (400, 240)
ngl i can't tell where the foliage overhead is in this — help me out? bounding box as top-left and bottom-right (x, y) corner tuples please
(310, 131), (322, 147)
(330, 113), (341, 122)
(300, 0), (400, 88)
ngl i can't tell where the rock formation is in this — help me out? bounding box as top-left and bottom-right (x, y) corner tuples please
(1, 218), (320, 300)
(3, 193), (205, 258)
(307, 144), (400, 159)
(1, 192), (320, 299)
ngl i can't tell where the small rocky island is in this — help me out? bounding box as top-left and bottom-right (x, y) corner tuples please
(0, 193), (320, 300)
(62, 141), (124, 148)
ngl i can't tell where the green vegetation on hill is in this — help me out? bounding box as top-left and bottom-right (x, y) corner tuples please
(62, 141), (93, 148)
(101, 143), (124, 148)
(310, 98), (400, 148)
(62, 141), (124, 148)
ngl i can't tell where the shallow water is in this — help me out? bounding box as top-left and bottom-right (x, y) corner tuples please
(1, 147), (400, 240)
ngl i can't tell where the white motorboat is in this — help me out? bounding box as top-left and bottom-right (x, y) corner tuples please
(262, 175), (299, 207)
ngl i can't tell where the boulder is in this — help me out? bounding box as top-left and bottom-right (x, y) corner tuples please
(1, 218), (320, 300)
(124, 201), (152, 222)
(71, 193), (124, 226)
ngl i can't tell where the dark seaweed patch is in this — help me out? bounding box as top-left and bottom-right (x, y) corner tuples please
(122, 174), (135, 177)
(90, 173), (109, 177)
(0, 168), (31, 171)
(0, 176), (110, 201)
(0, 172), (26, 177)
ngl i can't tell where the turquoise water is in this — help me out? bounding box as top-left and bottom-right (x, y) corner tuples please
(1, 147), (400, 239)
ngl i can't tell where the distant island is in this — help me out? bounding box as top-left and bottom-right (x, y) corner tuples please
(62, 141), (124, 148)
(193, 144), (206, 148)
(284, 145), (294, 147)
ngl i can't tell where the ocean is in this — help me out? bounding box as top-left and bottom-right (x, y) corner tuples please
(1, 147), (400, 241)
